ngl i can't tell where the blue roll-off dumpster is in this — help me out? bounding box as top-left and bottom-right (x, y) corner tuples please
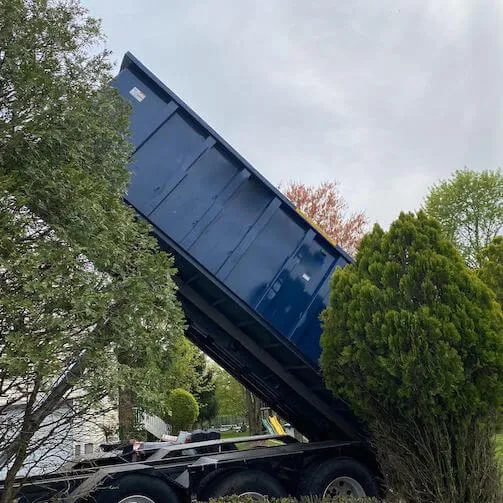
(112, 53), (365, 442)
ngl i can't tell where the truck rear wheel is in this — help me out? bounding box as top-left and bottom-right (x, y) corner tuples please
(201, 469), (287, 499)
(93, 474), (179, 503)
(299, 457), (378, 498)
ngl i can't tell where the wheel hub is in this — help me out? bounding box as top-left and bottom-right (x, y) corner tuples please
(118, 496), (156, 503)
(238, 491), (266, 499)
(323, 476), (366, 498)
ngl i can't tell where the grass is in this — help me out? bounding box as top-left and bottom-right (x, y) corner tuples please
(220, 430), (251, 439)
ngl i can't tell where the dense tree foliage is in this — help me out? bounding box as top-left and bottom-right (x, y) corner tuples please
(213, 367), (246, 417)
(188, 350), (217, 423)
(0, 0), (185, 497)
(424, 169), (503, 267)
(168, 389), (199, 434)
(321, 212), (503, 503)
(281, 181), (368, 255)
(478, 236), (503, 307)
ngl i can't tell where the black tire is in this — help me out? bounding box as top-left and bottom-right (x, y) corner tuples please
(201, 469), (287, 499)
(93, 474), (179, 503)
(299, 457), (378, 498)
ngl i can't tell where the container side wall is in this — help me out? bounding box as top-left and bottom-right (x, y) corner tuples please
(111, 63), (351, 367)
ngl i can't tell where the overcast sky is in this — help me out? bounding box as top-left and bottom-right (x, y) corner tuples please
(82, 0), (502, 228)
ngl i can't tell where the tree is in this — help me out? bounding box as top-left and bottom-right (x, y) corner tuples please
(245, 390), (263, 435)
(424, 168), (503, 267)
(187, 349), (217, 424)
(478, 236), (503, 307)
(116, 336), (198, 441)
(321, 212), (503, 503)
(281, 181), (368, 255)
(197, 390), (218, 425)
(214, 367), (246, 417)
(0, 0), (185, 499)
(168, 389), (199, 434)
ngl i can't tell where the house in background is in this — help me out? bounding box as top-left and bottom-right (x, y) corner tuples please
(0, 396), (170, 479)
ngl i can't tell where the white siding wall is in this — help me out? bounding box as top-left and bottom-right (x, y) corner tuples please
(0, 406), (118, 479)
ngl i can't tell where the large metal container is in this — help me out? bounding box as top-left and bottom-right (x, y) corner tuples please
(112, 53), (364, 441)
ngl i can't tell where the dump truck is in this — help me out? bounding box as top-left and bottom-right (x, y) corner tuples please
(4, 53), (381, 502)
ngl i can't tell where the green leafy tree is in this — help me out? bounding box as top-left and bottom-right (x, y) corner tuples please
(0, 0), (185, 498)
(168, 389), (199, 434)
(133, 343), (218, 430)
(424, 168), (503, 267)
(142, 339), (204, 414)
(321, 212), (503, 503)
(116, 338), (198, 440)
(188, 349), (217, 424)
(214, 367), (246, 417)
(478, 236), (503, 307)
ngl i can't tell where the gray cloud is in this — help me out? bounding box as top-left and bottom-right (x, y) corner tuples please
(83, 0), (502, 227)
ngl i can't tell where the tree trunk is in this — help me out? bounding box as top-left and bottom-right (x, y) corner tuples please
(118, 387), (135, 441)
(244, 389), (262, 435)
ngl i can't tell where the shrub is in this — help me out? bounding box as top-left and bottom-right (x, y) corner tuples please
(321, 212), (503, 503)
(168, 388), (199, 434)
